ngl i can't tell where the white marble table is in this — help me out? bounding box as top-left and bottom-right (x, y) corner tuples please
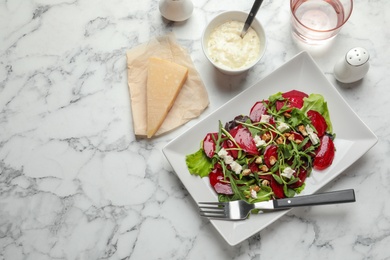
(1, 0), (389, 259)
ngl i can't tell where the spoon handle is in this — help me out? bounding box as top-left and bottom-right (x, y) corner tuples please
(241, 0), (264, 38)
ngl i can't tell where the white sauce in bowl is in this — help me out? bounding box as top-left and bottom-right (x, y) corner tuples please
(207, 21), (261, 70)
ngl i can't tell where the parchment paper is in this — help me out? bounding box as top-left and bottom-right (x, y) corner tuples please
(127, 33), (209, 137)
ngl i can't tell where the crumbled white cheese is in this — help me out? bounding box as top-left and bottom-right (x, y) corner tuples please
(218, 148), (233, 164)
(224, 155), (234, 165)
(305, 125), (314, 134)
(230, 161), (243, 174)
(218, 148), (242, 174)
(217, 148), (229, 158)
(260, 114), (271, 123)
(281, 167), (295, 179)
(253, 135), (266, 147)
(277, 122), (290, 133)
(309, 133), (319, 145)
(305, 125), (319, 145)
(250, 189), (257, 199)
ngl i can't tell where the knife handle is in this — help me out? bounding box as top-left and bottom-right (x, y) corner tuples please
(273, 189), (356, 209)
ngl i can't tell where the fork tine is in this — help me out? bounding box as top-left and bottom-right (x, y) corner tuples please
(199, 208), (224, 214)
(200, 214), (226, 219)
(199, 210), (225, 215)
(199, 206), (225, 213)
(198, 202), (227, 219)
(198, 202), (226, 210)
(198, 202), (225, 206)
(198, 205), (223, 210)
(199, 210), (226, 218)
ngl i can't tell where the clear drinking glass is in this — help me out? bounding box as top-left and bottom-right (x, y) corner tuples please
(290, 0), (353, 45)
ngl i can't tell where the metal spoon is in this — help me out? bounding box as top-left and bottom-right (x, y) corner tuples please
(240, 0), (264, 38)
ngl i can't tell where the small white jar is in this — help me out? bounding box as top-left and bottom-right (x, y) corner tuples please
(159, 0), (193, 22)
(334, 47), (370, 84)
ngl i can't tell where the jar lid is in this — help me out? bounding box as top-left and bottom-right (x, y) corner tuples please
(346, 47), (369, 67)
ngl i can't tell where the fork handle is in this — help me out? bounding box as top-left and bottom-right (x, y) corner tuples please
(273, 189), (356, 209)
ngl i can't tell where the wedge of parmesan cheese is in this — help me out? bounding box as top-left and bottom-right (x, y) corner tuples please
(146, 57), (188, 138)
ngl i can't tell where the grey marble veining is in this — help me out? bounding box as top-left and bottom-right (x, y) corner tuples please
(1, 0), (390, 259)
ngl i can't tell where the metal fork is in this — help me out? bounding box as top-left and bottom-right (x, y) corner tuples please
(198, 189), (355, 220)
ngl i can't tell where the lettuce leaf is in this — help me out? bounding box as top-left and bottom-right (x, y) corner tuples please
(185, 148), (213, 178)
(302, 94), (333, 133)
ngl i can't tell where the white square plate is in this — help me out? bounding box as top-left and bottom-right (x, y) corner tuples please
(162, 51), (378, 246)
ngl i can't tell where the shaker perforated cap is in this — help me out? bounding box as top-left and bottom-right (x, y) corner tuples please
(346, 47), (369, 67)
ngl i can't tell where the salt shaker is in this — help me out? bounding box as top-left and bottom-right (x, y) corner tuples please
(159, 0), (193, 22)
(333, 47), (370, 84)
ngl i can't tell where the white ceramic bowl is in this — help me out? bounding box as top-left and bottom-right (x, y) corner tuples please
(201, 11), (267, 75)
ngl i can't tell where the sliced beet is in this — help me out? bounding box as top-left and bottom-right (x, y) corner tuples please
(282, 90), (309, 109)
(258, 174), (284, 198)
(222, 139), (239, 159)
(249, 100), (269, 122)
(313, 135), (335, 170)
(209, 167), (233, 195)
(307, 110), (328, 137)
(248, 162), (259, 173)
(271, 177), (285, 199)
(263, 144), (278, 168)
(276, 100), (286, 111)
(203, 133), (218, 158)
(229, 125), (258, 155)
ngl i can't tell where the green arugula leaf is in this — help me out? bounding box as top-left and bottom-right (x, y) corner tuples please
(283, 185), (296, 198)
(272, 174), (283, 184)
(268, 92), (283, 103)
(288, 108), (310, 128)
